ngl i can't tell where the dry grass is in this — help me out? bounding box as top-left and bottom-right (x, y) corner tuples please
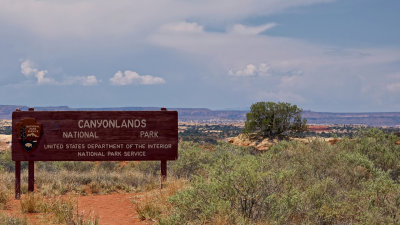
(0, 185), (10, 210)
(44, 197), (98, 225)
(1, 149), (162, 198)
(0, 212), (27, 225)
(19, 194), (98, 225)
(134, 178), (188, 221)
(20, 193), (45, 213)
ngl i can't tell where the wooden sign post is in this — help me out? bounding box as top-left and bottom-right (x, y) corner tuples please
(12, 108), (178, 199)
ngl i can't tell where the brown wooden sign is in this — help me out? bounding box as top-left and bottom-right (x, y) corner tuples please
(12, 111), (178, 161)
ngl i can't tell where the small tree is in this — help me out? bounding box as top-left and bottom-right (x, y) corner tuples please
(243, 102), (307, 138)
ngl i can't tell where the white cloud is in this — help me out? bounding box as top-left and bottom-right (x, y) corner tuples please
(160, 22), (204, 34)
(229, 23), (276, 35)
(110, 70), (165, 86)
(258, 63), (270, 73)
(228, 62), (304, 77)
(21, 60), (36, 76)
(81, 75), (98, 86)
(64, 75), (99, 86)
(229, 63), (271, 76)
(20, 60), (53, 84)
(20, 60), (99, 86)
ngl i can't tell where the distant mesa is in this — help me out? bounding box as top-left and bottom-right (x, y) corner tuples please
(1, 105), (400, 127)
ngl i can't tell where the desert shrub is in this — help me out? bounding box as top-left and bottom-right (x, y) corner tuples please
(0, 149), (28, 172)
(136, 200), (163, 221)
(164, 146), (271, 224)
(95, 161), (118, 172)
(135, 178), (188, 222)
(18, 193), (99, 224)
(52, 161), (96, 172)
(164, 177), (234, 225)
(35, 170), (91, 195)
(48, 198), (75, 224)
(20, 193), (46, 213)
(170, 142), (215, 179)
(162, 132), (400, 224)
(134, 161), (161, 176)
(170, 142), (253, 180)
(40, 197), (98, 225)
(16, 193), (99, 224)
(354, 128), (400, 172)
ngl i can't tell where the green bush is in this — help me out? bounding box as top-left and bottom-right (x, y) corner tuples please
(170, 142), (215, 179)
(165, 177), (234, 224)
(354, 128), (400, 172)
(0, 149), (21, 172)
(243, 101), (307, 138)
(162, 130), (400, 224)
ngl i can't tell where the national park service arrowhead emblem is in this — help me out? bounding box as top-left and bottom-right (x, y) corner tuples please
(16, 118), (42, 152)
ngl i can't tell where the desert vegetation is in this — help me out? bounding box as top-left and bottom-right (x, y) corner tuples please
(1, 128), (400, 224)
(179, 123), (242, 144)
(243, 102), (307, 138)
(155, 129), (400, 224)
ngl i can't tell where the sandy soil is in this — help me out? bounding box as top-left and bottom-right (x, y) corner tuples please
(77, 193), (151, 225)
(1, 193), (152, 225)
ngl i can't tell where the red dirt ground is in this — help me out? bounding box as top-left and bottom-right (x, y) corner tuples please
(77, 193), (151, 225)
(307, 125), (329, 132)
(1, 193), (152, 225)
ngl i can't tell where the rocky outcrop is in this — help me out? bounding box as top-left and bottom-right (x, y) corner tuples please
(227, 134), (341, 150)
(227, 134), (279, 151)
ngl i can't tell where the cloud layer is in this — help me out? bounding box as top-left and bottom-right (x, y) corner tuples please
(151, 22), (400, 109)
(2, 0), (399, 111)
(0, 0), (333, 38)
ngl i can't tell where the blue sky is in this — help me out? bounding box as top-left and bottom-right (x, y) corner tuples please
(0, 0), (399, 112)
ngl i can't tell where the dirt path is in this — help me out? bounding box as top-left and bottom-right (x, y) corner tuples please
(1, 193), (152, 225)
(77, 193), (151, 225)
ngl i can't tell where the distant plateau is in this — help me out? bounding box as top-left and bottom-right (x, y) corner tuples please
(0, 105), (400, 127)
